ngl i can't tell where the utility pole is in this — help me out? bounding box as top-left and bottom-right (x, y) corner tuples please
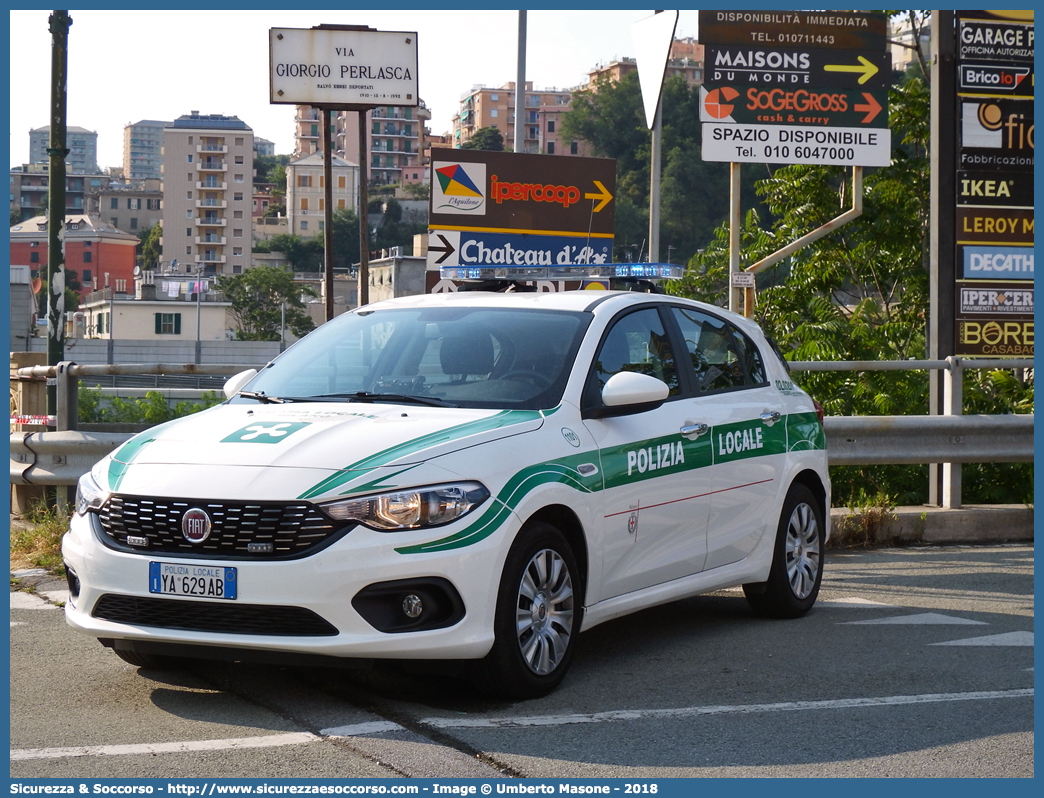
(46, 9), (72, 425)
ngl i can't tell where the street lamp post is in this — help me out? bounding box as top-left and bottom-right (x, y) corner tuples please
(195, 263), (203, 365)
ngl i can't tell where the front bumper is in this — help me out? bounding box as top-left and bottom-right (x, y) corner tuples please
(61, 506), (513, 661)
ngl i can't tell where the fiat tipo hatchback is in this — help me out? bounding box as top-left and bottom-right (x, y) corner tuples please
(64, 288), (829, 698)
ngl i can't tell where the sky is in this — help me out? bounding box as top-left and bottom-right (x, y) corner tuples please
(8, 8), (704, 170)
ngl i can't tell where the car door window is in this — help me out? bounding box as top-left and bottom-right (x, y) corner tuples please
(671, 307), (765, 393)
(592, 308), (680, 396)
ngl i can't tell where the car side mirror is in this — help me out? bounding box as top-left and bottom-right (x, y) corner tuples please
(223, 369), (258, 400)
(583, 371), (670, 419)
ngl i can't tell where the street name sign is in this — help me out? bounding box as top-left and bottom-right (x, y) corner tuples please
(270, 27), (418, 107)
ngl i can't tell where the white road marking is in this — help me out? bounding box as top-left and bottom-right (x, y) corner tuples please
(322, 721), (405, 737)
(841, 612), (988, 625)
(931, 631), (1033, 647)
(420, 689), (1033, 730)
(10, 732), (319, 761)
(9, 592), (55, 610)
(817, 597), (893, 608)
(11, 622), (26, 627)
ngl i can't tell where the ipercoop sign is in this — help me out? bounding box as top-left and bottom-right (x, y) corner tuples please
(269, 27), (418, 107)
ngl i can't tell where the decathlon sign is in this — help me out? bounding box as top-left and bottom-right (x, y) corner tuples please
(269, 27), (418, 107)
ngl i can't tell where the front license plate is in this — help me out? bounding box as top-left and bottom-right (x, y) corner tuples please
(149, 562), (237, 600)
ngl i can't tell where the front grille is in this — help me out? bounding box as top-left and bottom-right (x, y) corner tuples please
(92, 594), (339, 636)
(98, 495), (348, 559)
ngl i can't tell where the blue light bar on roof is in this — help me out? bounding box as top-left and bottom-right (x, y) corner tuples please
(439, 263), (686, 282)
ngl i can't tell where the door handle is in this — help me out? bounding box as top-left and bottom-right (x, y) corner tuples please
(680, 422), (709, 438)
(760, 411), (782, 426)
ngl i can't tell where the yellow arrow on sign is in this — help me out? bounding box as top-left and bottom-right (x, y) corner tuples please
(824, 55), (880, 85)
(584, 181), (613, 213)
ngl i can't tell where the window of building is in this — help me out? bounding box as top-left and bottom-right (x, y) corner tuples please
(319, 199), (325, 211)
(97, 313), (105, 334)
(187, 228), (191, 236)
(338, 198), (345, 210)
(300, 221), (308, 231)
(234, 174), (244, 183)
(319, 221), (325, 232)
(83, 251), (92, 262)
(30, 252), (38, 263)
(570, 141), (578, 155)
(112, 218), (119, 227)
(188, 137), (193, 145)
(82, 269), (91, 285)
(491, 93), (498, 101)
(491, 109), (498, 118)
(235, 155), (244, 164)
(110, 197), (118, 209)
(187, 155), (193, 163)
(298, 175), (311, 188)
(235, 137), (244, 146)
(338, 175), (346, 189)
(130, 218), (138, 229)
(187, 191), (193, 200)
(300, 198), (308, 211)
(234, 192), (243, 201)
(233, 229), (243, 238)
(84, 241), (91, 247)
(233, 247), (243, 256)
(548, 120), (555, 132)
(155, 312), (182, 335)
(233, 210), (243, 219)
(186, 246), (192, 255)
(547, 142), (555, 155)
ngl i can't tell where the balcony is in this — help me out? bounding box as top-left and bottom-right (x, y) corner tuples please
(196, 144), (228, 154)
(196, 181), (227, 191)
(195, 235), (226, 246)
(196, 199), (228, 209)
(196, 161), (227, 172)
(200, 253), (226, 264)
(195, 217), (227, 227)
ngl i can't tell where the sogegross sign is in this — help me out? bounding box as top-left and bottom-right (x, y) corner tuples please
(269, 27), (418, 107)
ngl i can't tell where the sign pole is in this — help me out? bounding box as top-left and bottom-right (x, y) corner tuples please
(648, 101), (662, 263)
(322, 107), (335, 320)
(514, 11), (526, 154)
(358, 111), (369, 307)
(728, 162), (741, 313)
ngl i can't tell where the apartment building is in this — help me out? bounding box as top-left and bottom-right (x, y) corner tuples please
(123, 120), (168, 181)
(10, 164), (109, 223)
(285, 151), (360, 238)
(890, 15), (931, 73)
(587, 38), (704, 87)
(293, 100), (432, 188)
(161, 112), (254, 277)
(10, 213), (138, 299)
(254, 137), (277, 157)
(96, 179), (163, 234)
(29, 126), (100, 173)
(452, 81), (575, 153)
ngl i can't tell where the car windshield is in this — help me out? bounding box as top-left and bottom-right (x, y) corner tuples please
(232, 305), (592, 410)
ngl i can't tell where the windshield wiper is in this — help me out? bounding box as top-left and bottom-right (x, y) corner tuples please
(238, 391), (286, 404)
(319, 391), (458, 408)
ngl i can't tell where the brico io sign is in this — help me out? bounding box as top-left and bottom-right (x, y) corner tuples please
(427, 148), (616, 270)
(699, 10), (892, 167)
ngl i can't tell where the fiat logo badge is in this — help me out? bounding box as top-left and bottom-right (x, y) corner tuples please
(181, 508), (212, 544)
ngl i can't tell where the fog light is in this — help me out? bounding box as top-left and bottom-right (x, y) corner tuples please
(402, 594), (424, 619)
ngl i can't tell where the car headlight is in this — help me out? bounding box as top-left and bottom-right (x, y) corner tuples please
(75, 469), (110, 516)
(320, 482), (490, 531)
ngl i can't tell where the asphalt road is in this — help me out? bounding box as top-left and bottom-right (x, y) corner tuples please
(10, 544), (1034, 779)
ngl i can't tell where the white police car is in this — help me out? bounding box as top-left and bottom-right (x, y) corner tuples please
(63, 268), (829, 698)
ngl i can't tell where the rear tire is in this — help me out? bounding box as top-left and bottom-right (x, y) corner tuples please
(471, 522), (581, 699)
(744, 483), (824, 618)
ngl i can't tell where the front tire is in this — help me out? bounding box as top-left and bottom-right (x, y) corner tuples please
(471, 522), (581, 699)
(744, 483), (824, 618)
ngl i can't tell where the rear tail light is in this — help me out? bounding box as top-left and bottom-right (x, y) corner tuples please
(813, 399), (824, 425)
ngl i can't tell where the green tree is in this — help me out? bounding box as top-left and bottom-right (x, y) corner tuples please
(217, 265), (317, 341)
(138, 224), (162, 270)
(330, 207), (361, 270)
(253, 233), (323, 272)
(668, 75), (1033, 506)
(11, 207), (21, 226)
(461, 126), (505, 151)
(561, 71), (766, 264)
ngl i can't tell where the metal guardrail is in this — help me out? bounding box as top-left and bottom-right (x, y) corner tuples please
(10, 358), (1034, 509)
(10, 414), (1034, 488)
